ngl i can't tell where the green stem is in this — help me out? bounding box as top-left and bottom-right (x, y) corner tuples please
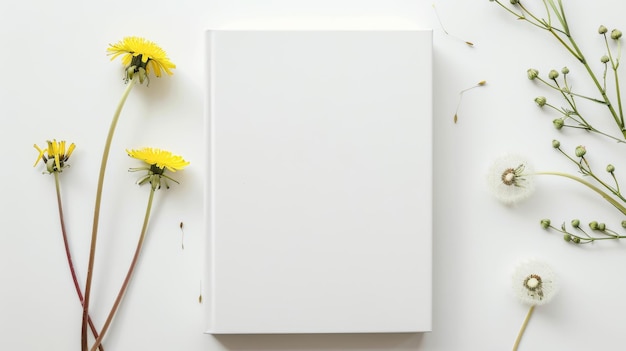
(81, 78), (136, 351)
(614, 70), (624, 127)
(512, 305), (535, 351)
(536, 171), (626, 216)
(54, 173), (105, 351)
(89, 187), (155, 351)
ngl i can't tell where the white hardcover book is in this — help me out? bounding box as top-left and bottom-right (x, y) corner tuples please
(204, 29), (432, 334)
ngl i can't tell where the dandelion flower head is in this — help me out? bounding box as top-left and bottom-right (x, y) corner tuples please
(127, 147), (189, 172)
(512, 259), (558, 306)
(487, 154), (535, 205)
(127, 147), (189, 190)
(107, 36), (176, 82)
(33, 139), (76, 173)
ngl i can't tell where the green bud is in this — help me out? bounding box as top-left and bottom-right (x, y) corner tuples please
(575, 145), (587, 157)
(607, 164), (615, 173)
(527, 68), (539, 80)
(552, 139), (561, 148)
(535, 96), (547, 107)
(622, 220), (626, 228)
(601, 55), (610, 63)
(571, 219), (580, 228)
(540, 219), (551, 229)
(561, 66), (570, 75)
(612, 29), (623, 40)
(563, 233), (572, 242)
(598, 222), (606, 231)
(509, 0), (519, 4)
(553, 119), (564, 130)
(572, 236), (581, 244)
(589, 221), (599, 230)
(599, 25), (608, 34)
(548, 69), (559, 79)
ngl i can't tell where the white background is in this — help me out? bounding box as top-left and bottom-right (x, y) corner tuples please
(2, 0), (626, 350)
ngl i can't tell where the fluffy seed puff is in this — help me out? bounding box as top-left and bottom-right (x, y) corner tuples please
(511, 259), (558, 306)
(487, 154), (536, 205)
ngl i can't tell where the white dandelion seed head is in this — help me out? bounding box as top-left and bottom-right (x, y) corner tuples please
(487, 154), (535, 205)
(511, 259), (558, 306)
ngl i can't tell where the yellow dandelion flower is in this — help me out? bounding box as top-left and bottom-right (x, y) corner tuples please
(127, 147), (189, 189)
(107, 36), (176, 83)
(33, 139), (76, 173)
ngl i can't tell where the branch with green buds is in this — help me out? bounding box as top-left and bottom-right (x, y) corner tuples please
(492, 0), (626, 140)
(540, 218), (626, 244)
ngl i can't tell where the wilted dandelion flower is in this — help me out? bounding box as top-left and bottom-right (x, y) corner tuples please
(511, 259), (558, 306)
(127, 147), (189, 190)
(107, 36), (176, 83)
(487, 154), (535, 205)
(33, 139), (76, 173)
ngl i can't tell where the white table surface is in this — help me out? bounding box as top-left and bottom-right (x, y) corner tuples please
(2, 0), (625, 350)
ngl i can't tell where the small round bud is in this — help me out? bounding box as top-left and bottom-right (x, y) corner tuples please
(548, 69), (559, 79)
(611, 29), (622, 40)
(540, 219), (551, 229)
(572, 236), (581, 244)
(601, 55), (610, 63)
(598, 222), (606, 231)
(575, 145), (587, 157)
(509, 0), (519, 4)
(553, 119), (565, 130)
(561, 66), (570, 75)
(622, 220), (626, 228)
(607, 164), (615, 173)
(589, 221), (599, 230)
(527, 68), (539, 80)
(599, 25), (608, 34)
(535, 96), (547, 107)
(552, 139), (561, 148)
(563, 233), (571, 242)
(571, 219), (580, 228)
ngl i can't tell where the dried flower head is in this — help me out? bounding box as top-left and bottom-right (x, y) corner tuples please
(33, 139), (76, 173)
(487, 154), (535, 205)
(127, 147), (189, 190)
(512, 259), (558, 306)
(107, 36), (176, 84)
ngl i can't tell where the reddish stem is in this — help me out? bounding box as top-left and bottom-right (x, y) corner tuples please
(54, 173), (105, 351)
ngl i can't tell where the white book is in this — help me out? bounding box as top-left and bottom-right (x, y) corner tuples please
(204, 29), (432, 334)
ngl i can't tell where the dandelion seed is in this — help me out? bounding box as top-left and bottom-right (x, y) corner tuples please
(454, 81), (486, 123)
(179, 221), (185, 250)
(199, 281), (203, 304)
(432, 4), (474, 47)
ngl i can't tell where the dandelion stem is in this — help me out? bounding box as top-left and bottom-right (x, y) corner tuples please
(82, 77), (136, 351)
(512, 305), (535, 351)
(536, 171), (626, 216)
(54, 173), (105, 351)
(89, 187), (155, 351)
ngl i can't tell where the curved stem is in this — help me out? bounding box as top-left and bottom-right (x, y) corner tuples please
(82, 78), (136, 351)
(536, 171), (626, 216)
(89, 187), (155, 351)
(512, 305), (535, 351)
(54, 173), (105, 351)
